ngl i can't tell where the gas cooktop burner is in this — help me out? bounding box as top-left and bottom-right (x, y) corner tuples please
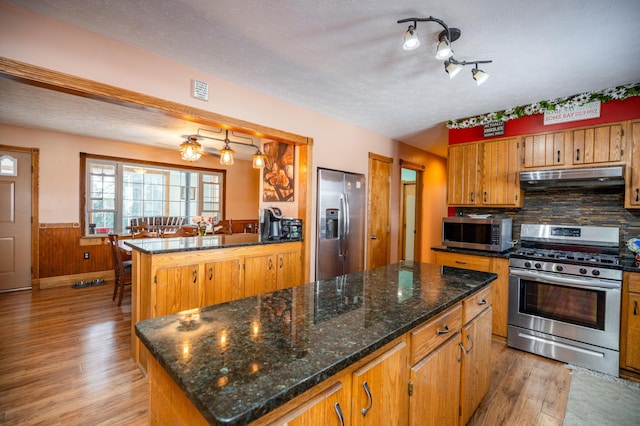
(513, 248), (620, 266)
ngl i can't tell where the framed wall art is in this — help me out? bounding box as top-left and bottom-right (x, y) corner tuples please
(262, 141), (295, 202)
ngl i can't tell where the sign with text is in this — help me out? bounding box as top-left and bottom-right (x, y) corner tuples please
(483, 120), (505, 137)
(543, 101), (601, 125)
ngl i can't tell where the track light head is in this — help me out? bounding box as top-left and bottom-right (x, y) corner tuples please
(472, 67), (490, 85)
(444, 60), (463, 79)
(403, 25), (420, 50)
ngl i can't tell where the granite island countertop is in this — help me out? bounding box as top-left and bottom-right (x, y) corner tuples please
(135, 261), (497, 425)
(124, 233), (301, 255)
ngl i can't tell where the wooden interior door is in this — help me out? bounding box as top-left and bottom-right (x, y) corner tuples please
(0, 149), (32, 291)
(366, 153), (392, 270)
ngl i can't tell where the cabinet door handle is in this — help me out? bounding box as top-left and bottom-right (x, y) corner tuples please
(576, 148), (580, 161)
(334, 402), (345, 426)
(636, 188), (639, 202)
(193, 268), (197, 283)
(209, 267), (213, 281)
(634, 300), (638, 316)
(361, 381), (373, 417)
(478, 299), (487, 305)
(470, 192), (475, 202)
(458, 342), (465, 362)
(483, 191), (487, 203)
(455, 260), (467, 265)
(557, 150), (561, 163)
(464, 334), (474, 353)
(279, 257), (283, 268)
(268, 258), (273, 270)
(437, 325), (450, 335)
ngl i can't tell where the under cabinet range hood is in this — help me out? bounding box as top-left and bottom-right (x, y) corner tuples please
(520, 166), (625, 189)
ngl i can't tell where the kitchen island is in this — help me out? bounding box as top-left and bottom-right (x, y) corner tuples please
(125, 234), (304, 374)
(135, 261), (497, 425)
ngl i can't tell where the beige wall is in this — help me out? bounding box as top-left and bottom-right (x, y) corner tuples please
(0, 124), (260, 222)
(0, 1), (448, 276)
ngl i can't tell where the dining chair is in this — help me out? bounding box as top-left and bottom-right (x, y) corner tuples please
(107, 234), (132, 306)
(132, 229), (159, 239)
(163, 226), (197, 238)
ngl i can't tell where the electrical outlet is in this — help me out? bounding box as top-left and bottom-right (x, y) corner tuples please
(83, 252), (90, 260)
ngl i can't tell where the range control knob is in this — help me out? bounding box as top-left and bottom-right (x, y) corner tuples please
(524, 261), (532, 268)
(579, 268), (588, 275)
(556, 265), (564, 272)
(592, 269), (601, 276)
(534, 263), (542, 269)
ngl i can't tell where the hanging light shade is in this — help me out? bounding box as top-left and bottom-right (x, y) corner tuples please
(403, 25), (420, 50)
(180, 136), (203, 161)
(444, 60), (463, 79)
(435, 37), (453, 60)
(219, 142), (235, 165)
(472, 67), (490, 85)
(252, 149), (266, 169)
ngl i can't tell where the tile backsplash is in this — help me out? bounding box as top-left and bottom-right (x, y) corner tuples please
(455, 187), (640, 258)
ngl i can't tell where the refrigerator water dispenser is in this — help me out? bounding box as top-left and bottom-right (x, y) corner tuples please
(325, 208), (339, 239)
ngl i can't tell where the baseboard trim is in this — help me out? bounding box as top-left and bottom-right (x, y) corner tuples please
(37, 270), (114, 289)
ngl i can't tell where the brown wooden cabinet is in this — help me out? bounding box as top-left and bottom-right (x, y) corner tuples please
(244, 253), (278, 297)
(621, 271), (640, 374)
(459, 306), (493, 425)
(482, 137), (523, 207)
(626, 120), (640, 208)
(203, 258), (242, 306)
(433, 251), (508, 339)
(447, 142), (481, 206)
(352, 339), (409, 426)
(569, 123), (624, 165)
(154, 264), (200, 317)
(277, 249), (303, 290)
(522, 131), (566, 168)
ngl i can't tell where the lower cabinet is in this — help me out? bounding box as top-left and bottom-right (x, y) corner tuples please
(154, 264), (200, 317)
(203, 258), (242, 305)
(621, 271), (640, 374)
(409, 332), (462, 426)
(244, 253), (278, 297)
(352, 340), (409, 426)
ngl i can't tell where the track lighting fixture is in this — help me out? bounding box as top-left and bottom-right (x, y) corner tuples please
(180, 128), (266, 168)
(397, 16), (492, 85)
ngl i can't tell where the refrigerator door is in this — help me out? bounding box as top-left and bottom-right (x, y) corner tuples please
(343, 172), (366, 274)
(316, 169), (346, 281)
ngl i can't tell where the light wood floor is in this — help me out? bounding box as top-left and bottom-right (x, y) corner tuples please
(0, 283), (571, 425)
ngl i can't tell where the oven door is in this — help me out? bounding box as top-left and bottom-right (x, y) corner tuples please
(508, 268), (620, 351)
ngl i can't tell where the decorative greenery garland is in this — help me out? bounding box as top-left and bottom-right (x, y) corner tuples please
(446, 82), (640, 129)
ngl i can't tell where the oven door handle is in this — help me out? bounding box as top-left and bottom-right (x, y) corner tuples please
(510, 269), (620, 290)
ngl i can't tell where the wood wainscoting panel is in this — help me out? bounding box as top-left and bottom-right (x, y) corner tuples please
(38, 223), (111, 278)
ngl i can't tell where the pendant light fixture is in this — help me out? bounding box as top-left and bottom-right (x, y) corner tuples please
(252, 148), (266, 169)
(218, 130), (235, 166)
(180, 136), (204, 161)
(397, 16), (492, 85)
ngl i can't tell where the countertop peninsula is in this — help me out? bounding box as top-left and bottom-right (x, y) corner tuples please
(135, 261), (497, 425)
(124, 233), (300, 255)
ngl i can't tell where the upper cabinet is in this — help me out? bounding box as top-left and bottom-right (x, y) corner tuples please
(447, 138), (522, 207)
(522, 132), (566, 169)
(626, 120), (640, 208)
(447, 142), (480, 206)
(569, 123), (625, 165)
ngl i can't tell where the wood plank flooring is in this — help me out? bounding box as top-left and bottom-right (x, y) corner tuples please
(0, 283), (571, 425)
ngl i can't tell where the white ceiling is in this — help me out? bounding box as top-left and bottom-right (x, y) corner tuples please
(3, 0), (640, 158)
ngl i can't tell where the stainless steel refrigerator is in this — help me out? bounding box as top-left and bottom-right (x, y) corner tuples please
(316, 168), (366, 281)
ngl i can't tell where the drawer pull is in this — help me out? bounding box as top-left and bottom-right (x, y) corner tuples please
(478, 299), (487, 306)
(361, 381), (373, 416)
(634, 300), (638, 316)
(437, 325), (450, 335)
(209, 267), (213, 281)
(463, 334), (474, 353)
(455, 260), (467, 265)
(334, 402), (345, 426)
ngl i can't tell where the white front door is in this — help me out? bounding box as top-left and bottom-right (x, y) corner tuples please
(0, 149), (32, 291)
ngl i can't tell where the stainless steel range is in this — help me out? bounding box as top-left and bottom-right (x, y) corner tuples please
(508, 224), (622, 376)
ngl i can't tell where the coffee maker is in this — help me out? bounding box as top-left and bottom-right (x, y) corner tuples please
(261, 207), (283, 240)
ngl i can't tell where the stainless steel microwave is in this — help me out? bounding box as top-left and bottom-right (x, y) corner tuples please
(442, 216), (513, 252)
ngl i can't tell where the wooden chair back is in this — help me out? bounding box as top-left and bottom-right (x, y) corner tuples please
(107, 234), (132, 306)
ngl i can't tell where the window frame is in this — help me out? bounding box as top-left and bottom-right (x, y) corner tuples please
(80, 153), (226, 235)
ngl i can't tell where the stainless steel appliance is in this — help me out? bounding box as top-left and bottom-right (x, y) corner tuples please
(442, 216), (513, 252)
(316, 168), (366, 281)
(508, 224), (622, 376)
